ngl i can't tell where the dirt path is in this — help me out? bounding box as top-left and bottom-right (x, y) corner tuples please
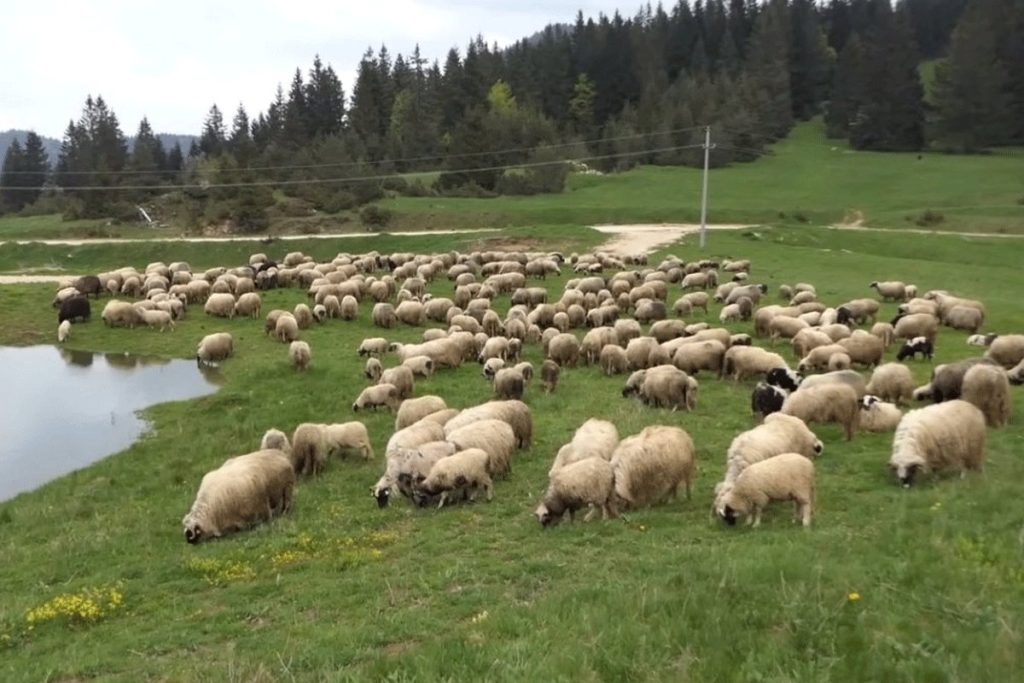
(0, 228), (500, 247)
(828, 224), (1024, 239)
(591, 223), (755, 254)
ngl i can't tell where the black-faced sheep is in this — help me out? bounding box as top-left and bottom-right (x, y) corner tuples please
(961, 364), (1011, 427)
(182, 450), (294, 543)
(781, 383), (860, 440)
(896, 336), (934, 361)
(889, 400), (986, 487)
(610, 426), (696, 510)
(535, 458), (616, 526)
(717, 453), (815, 528)
(751, 382), (788, 421)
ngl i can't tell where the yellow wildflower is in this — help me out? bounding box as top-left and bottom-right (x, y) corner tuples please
(848, 592), (861, 602)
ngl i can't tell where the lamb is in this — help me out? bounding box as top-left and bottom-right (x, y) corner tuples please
(781, 383), (860, 440)
(494, 367), (525, 400)
(967, 333), (998, 347)
(58, 296), (91, 324)
(721, 346), (789, 381)
(791, 328), (833, 359)
(372, 442), (455, 507)
(482, 357), (505, 380)
(352, 383), (399, 412)
(275, 314), (299, 343)
(446, 419), (517, 478)
(765, 367), (803, 392)
(866, 363), (914, 405)
(609, 426), (696, 510)
(896, 336), (934, 361)
(182, 449), (295, 543)
(888, 400), (986, 487)
(373, 303), (398, 329)
(797, 344), (849, 373)
(985, 334), (1024, 368)
(535, 458), (616, 526)
(541, 359), (560, 392)
(681, 291), (709, 313)
(204, 292), (236, 319)
(717, 453), (815, 528)
(379, 366), (415, 400)
(402, 355), (435, 378)
(196, 332), (234, 365)
(858, 395), (903, 432)
(260, 428), (291, 454)
(444, 400), (533, 449)
(414, 448), (493, 508)
(141, 309), (175, 332)
(961, 364), (1011, 427)
(289, 341), (311, 371)
(719, 303), (742, 324)
(870, 281), (907, 301)
(395, 396), (448, 430)
(57, 319), (71, 343)
(358, 337), (390, 357)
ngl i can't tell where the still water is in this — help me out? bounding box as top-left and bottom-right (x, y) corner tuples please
(0, 346), (221, 502)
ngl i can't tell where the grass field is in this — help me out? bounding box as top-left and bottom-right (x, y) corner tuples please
(1, 225), (1023, 681)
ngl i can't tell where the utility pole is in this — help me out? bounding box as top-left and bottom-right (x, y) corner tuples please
(699, 125), (711, 250)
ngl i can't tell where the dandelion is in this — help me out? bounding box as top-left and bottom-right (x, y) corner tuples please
(470, 610), (489, 624)
(23, 585), (124, 628)
(848, 592), (861, 602)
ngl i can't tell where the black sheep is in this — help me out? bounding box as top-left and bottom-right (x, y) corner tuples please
(73, 275), (103, 298)
(57, 295), (91, 323)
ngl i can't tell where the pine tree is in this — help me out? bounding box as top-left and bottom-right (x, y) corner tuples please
(568, 73), (597, 139)
(349, 48), (386, 158)
(229, 104), (256, 162)
(21, 132), (52, 205)
(824, 34), (867, 138)
(166, 142), (184, 177)
(199, 104), (226, 156)
(129, 118), (164, 194)
(305, 55), (345, 138)
(0, 139), (25, 212)
(743, 0), (793, 139)
(789, 0), (834, 119)
(282, 69), (310, 147)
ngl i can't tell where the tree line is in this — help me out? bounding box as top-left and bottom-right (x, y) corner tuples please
(2, 0), (1020, 228)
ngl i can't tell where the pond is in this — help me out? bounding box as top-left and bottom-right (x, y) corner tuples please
(0, 346), (222, 502)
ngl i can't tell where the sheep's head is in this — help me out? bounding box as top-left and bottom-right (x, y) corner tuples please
(372, 485), (391, 509)
(718, 504), (739, 526)
(534, 502), (561, 528)
(183, 523), (204, 544)
(892, 462), (922, 488)
(812, 439), (824, 457)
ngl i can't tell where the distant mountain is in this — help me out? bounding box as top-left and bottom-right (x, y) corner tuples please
(0, 129), (197, 167)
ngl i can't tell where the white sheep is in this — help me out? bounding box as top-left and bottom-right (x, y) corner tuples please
(379, 365), (415, 400)
(446, 419), (517, 478)
(610, 426), (696, 510)
(721, 346), (788, 382)
(260, 428), (291, 454)
(549, 419), (620, 475)
(858, 395), (903, 432)
(985, 334), (1024, 368)
(395, 396), (448, 431)
(444, 400), (533, 449)
(782, 383), (860, 440)
(322, 422), (374, 460)
(289, 341), (311, 371)
(57, 320), (71, 343)
(961, 364), (1011, 427)
(415, 448), (493, 508)
(182, 450), (294, 543)
(353, 383), (399, 412)
(196, 332), (234, 365)
(401, 355), (435, 378)
(717, 453), (815, 528)
(535, 458), (616, 526)
(866, 362), (914, 405)
(275, 314), (299, 343)
(358, 337), (390, 357)
(889, 400), (986, 487)
(204, 292), (236, 319)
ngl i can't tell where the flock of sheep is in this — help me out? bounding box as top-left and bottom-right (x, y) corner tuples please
(47, 245), (1023, 541)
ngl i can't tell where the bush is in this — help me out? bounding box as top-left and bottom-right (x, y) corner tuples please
(380, 176), (409, 193)
(318, 189), (357, 214)
(914, 209), (945, 227)
(398, 181), (434, 198)
(359, 205), (392, 229)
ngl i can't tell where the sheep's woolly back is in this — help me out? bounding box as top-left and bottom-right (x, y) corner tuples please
(540, 456), (617, 522)
(610, 426), (695, 509)
(720, 452), (815, 519)
(724, 413), (822, 484)
(890, 400), (986, 475)
(323, 422), (374, 459)
(420, 448), (492, 499)
(797, 370), (867, 398)
(985, 334), (1024, 368)
(866, 363), (915, 405)
(443, 400), (533, 449)
(290, 423), (328, 475)
(961, 364), (1012, 427)
(782, 383), (860, 439)
(395, 396), (448, 431)
(445, 419), (516, 477)
(260, 428), (291, 455)
(858, 398), (902, 432)
(549, 419), (620, 475)
(386, 421), (446, 457)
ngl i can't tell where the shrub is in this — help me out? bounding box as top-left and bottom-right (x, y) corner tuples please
(360, 205), (392, 229)
(914, 209), (945, 227)
(318, 190), (357, 214)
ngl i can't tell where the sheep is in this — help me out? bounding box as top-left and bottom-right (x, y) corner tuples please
(717, 453), (815, 528)
(535, 458), (616, 526)
(275, 314), (299, 343)
(414, 448), (493, 508)
(944, 305), (984, 333)
(827, 352), (851, 371)
(196, 332), (234, 365)
(72, 274), (104, 298)
(866, 363), (914, 405)
(395, 396), (448, 430)
(57, 319), (72, 343)
(791, 328), (833, 359)
(961, 364), (1011, 427)
(927, 291), (986, 322)
(634, 300), (666, 324)
(141, 309), (175, 332)
(339, 295), (358, 320)
(818, 323), (853, 342)
(323, 422), (374, 460)
(352, 383), (399, 412)
(918, 357), (998, 403)
(781, 383), (860, 440)
(386, 420), (447, 457)
(681, 291), (709, 313)
(547, 333), (580, 368)
(396, 301), (426, 326)
(672, 297), (693, 317)
(870, 281), (907, 301)
(896, 336), (935, 361)
(836, 298), (879, 326)
(838, 331), (885, 368)
(750, 382), (788, 421)
(444, 400), (533, 449)
(893, 312), (940, 343)
(720, 412), (823, 496)
(796, 369), (867, 399)
(609, 426), (696, 510)
(182, 449), (294, 543)
(364, 357), (383, 381)
(769, 316), (810, 345)
(1008, 359), (1024, 385)
(548, 419), (620, 475)
(719, 303), (742, 324)
(373, 303), (398, 329)
(101, 300), (142, 328)
(255, 430), (289, 458)
(599, 345), (628, 376)
(778, 284), (794, 300)
(58, 296), (91, 324)
(858, 395), (902, 432)
(613, 318), (642, 343)
(514, 361), (533, 383)
(358, 337), (390, 357)
(871, 322), (896, 349)
(889, 400), (986, 487)
(765, 367), (803, 392)
(985, 334), (1024, 368)
(380, 366), (415, 400)
(289, 341), (311, 371)
(446, 419), (517, 478)
(630, 365), (696, 411)
(494, 367), (525, 400)
(204, 292), (236, 319)
(967, 333), (999, 347)
(721, 346), (789, 382)
(482, 357), (505, 380)
(234, 292), (262, 319)
(581, 326), (619, 364)
(478, 336), (510, 363)
(725, 283), (767, 305)
(649, 320), (687, 344)
(402, 355), (435, 378)
(671, 340), (726, 376)
(372, 442), (455, 508)
(289, 423), (329, 475)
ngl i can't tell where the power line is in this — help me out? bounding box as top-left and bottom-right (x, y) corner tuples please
(0, 144), (706, 192)
(3, 125), (710, 177)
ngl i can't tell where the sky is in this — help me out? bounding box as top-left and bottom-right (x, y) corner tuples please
(0, 0), (634, 138)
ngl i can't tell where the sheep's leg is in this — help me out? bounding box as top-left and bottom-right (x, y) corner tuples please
(437, 491), (448, 509)
(583, 505), (598, 523)
(752, 507), (762, 528)
(800, 502), (812, 527)
(484, 480), (493, 502)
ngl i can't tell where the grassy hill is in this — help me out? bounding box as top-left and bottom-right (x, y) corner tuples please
(0, 224), (1022, 680)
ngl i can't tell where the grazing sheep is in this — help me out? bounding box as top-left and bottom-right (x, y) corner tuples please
(395, 396), (448, 430)
(547, 333), (580, 368)
(720, 303), (742, 324)
(717, 453), (815, 528)
(514, 361), (533, 383)
(290, 423), (330, 475)
(182, 449), (294, 543)
(985, 334), (1024, 368)
(402, 355), (435, 378)
(386, 421), (447, 457)
(750, 382), (788, 421)
(944, 305), (984, 333)
(260, 428), (291, 454)
(549, 419), (620, 475)
(893, 313), (940, 343)
(682, 291), (710, 313)
(721, 346), (789, 382)
(396, 300), (426, 326)
(352, 383), (399, 412)
(796, 369), (867, 399)
(870, 322), (896, 349)
(720, 413), (823, 492)
(967, 333), (998, 347)
(836, 298), (879, 326)
(866, 363), (914, 405)
(609, 426), (696, 510)
(234, 292), (262, 319)
(1007, 359), (1024, 385)
(391, 338), (464, 369)
(798, 344), (848, 373)
(414, 448), (493, 508)
(275, 314), (299, 343)
(358, 337), (390, 357)
(204, 292), (236, 319)
(897, 336), (935, 361)
(379, 366), (415, 400)
(289, 341), (311, 371)
(870, 281), (907, 301)
(827, 352), (851, 371)
(859, 395), (902, 432)
(838, 330), (885, 368)
(889, 400), (986, 487)
(373, 303), (398, 329)
(444, 400), (533, 449)
(791, 328), (833, 359)
(631, 365), (696, 411)
(446, 419), (517, 478)
(323, 422), (374, 460)
(57, 319), (71, 343)
(765, 367), (803, 392)
(919, 357), (998, 403)
(101, 300), (142, 328)
(372, 442), (455, 507)
(58, 296), (91, 324)
(961, 364), (1011, 427)
(339, 295), (358, 320)
(364, 357), (383, 381)
(613, 318), (642, 343)
(196, 332), (234, 365)
(671, 339), (726, 376)
(535, 458), (616, 526)
(494, 367), (525, 400)
(141, 309), (175, 332)
(482, 357), (505, 380)
(599, 345), (628, 376)
(781, 383), (860, 440)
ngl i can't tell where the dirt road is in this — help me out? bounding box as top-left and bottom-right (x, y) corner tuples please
(591, 223), (755, 254)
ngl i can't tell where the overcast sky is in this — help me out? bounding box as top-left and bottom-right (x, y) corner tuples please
(1, 0), (635, 138)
